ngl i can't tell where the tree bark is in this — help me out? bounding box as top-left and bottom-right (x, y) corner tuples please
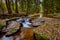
(15, 0), (18, 13)
(5, 0), (12, 14)
(11, 0), (14, 10)
(26, 0), (30, 15)
(34, 0), (40, 13)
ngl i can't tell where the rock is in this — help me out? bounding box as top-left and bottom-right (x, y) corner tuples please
(6, 21), (20, 36)
(32, 18), (45, 27)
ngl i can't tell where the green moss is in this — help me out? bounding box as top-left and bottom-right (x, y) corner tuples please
(9, 27), (19, 33)
(35, 33), (50, 40)
(54, 24), (59, 28)
(0, 24), (6, 29)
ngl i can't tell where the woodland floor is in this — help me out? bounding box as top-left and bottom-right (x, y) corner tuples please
(0, 17), (60, 40)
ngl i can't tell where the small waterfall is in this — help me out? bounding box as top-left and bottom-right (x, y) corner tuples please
(16, 18), (31, 28)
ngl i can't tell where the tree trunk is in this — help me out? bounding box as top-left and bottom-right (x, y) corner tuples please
(20, 0), (24, 12)
(5, 0), (12, 14)
(15, 0), (18, 13)
(26, 0), (30, 15)
(34, 0), (40, 13)
(0, 0), (2, 12)
(11, 0), (14, 10)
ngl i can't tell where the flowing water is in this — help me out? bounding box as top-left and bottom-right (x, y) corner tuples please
(0, 16), (44, 40)
(0, 18), (32, 40)
(16, 17), (32, 28)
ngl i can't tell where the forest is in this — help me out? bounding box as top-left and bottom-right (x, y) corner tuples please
(0, 0), (60, 18)
(0, 0), (60, 40)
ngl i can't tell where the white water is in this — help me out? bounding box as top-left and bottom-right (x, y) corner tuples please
(0, 36), (13, 40)
(0, 35), (20, 40)
(16, 18), (31, 28)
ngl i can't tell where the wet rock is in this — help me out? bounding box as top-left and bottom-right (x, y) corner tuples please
(32, 18), (45, 27)
(6, 21), (20, 37)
